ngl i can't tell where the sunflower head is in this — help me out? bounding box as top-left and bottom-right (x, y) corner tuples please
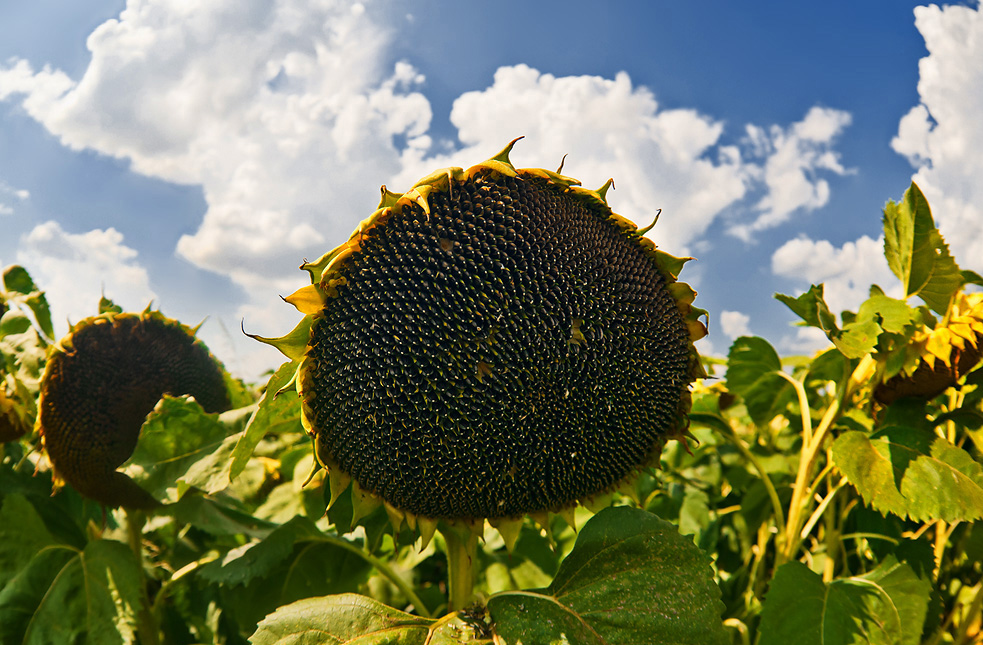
(37, 310), (232, 508)
(874, 292), (983, 404)
(258, 139), (707, 546)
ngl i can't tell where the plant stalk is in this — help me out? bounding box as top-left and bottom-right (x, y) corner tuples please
(439, 522), (478, 612)
(780, 354), (875, 565)
(124, 508), (160, 645)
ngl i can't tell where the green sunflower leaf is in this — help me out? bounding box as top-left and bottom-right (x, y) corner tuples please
(883, 182), (963, 314)
(1, 265), (54, 340)
(249, 594), (436, 645)
(487, 506), (727, 645)
(127, 396), (229, 502)
(0, 540), (148, 645)
(832, 425), (983, 522)
(231, 359), (303, 481)
(759, 558), (930, 645)
(775, 284), (838, 333)
(0, 494), (58, 589)
(725, 336), (796, 425)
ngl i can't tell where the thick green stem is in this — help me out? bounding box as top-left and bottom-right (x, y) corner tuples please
(439, 523), (478, 612)
(780, 354), (875, 565)
(124, 508), (160, 645)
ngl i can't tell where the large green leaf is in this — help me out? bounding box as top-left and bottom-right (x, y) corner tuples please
(199, 515), (362, 588)
(0, 494), (58, 589)
(487, 506), (727, 645)
(0, 540), (148, 645)
(882, 183), (963, 314)
(249, 594), (437, 644)
(210, 516), (374, 632)
(832, 425), (983, 522)
(759, 559), (930, 645)
(127, 396), (230, 502)
(725, 336), (795, 425)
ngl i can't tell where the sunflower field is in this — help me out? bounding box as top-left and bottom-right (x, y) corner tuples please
(2, 169), (983, 644)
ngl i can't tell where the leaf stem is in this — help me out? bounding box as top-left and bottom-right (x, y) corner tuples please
(319, 534), (434, 618)
(775, 370), (812, 447)
(780, 354), (875, 565)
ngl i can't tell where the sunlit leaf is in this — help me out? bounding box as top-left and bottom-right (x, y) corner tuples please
(775, 284), (838, 333)
(857, 295), (918, 334)
(883, 183), (963, 314)
(1, 265), (54, 339)
(833, 425), (983, 522)
(231, 360), (303, 481)
(127, 396), (230, 502)
(250, 593), (434, 645)
(832, 317), (882, 359)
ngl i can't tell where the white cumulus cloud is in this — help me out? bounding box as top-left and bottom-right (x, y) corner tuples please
(730, 106), (853, 241)
(0, 0), (431, 305)
(891, 2), (983, 275)
(395, 64), (752, 255)
(16, 221), (157, 333)
(771, 234), (900, 317)
(719, 310), (752, 340)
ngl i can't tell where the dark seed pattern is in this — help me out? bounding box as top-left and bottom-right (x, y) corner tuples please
(306, 173), (693, 520)
(39, 314), (230, 508)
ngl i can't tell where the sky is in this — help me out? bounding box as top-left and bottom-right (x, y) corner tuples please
(1, 0), (982, 381)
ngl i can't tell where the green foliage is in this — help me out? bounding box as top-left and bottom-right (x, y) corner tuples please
(3, 181), (983, 643)
(833, 426), (983, 522)
(883, 182), (963, 314)
(488, 507), (728, 645)
(759, 558), (932, 645)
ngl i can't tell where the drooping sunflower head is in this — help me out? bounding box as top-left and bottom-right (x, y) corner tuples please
(37, 310), (232, 508)
(259, 139), (707, 542)
(874, 292), (983, 404)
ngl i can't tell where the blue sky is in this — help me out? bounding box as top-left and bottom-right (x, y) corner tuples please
(2, 1), (982, 379)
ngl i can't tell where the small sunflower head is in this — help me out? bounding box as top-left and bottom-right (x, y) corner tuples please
(874, 292), (983, 404)
(259, 139), (707, 543)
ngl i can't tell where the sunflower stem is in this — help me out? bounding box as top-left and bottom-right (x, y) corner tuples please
(439, 523), (478, 612)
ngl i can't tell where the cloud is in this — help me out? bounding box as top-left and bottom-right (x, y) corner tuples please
(771, 234), (899, 316)
(394, 64), (752, 254)
(0, 180), (30, 216)
(0, 2), (854, 377)
(719, 310), (752, 340)
(730, 106), (853, 241)
(16, 221), (156, 332)
(0, 0), (431, 303)
(891, 2), (983, 275)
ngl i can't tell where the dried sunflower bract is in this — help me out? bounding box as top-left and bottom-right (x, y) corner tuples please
(260, 139), (707, 538)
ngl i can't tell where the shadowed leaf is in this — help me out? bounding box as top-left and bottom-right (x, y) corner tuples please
(760, 559), (929, 645)
(488, 506), (727, 645)
(725, 336), (795, 424)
